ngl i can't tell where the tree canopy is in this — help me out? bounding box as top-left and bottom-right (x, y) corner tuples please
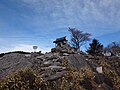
(68, 28), (91, 51)
(104, 42), (120, 56)
(87, 39), (103, 56)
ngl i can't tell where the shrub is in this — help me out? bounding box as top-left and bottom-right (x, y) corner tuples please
(103, 68), (120, 90)
(0, 68), (48, 90)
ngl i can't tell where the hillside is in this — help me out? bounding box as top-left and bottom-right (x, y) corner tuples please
(0, 38), (120, 90)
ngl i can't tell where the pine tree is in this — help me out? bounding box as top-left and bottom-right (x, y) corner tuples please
(87, 39), (103, 56)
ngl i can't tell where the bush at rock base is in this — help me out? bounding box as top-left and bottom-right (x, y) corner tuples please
(0, 68), (48, 90)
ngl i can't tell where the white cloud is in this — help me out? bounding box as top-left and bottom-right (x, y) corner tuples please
(9, 0), (120, 36)
(19, 0), (120, 23)
(12, 44), (34, 52)
(0, 43), (51, 54)
(17, 0), (120, 31)
(11, 44), (51, 53)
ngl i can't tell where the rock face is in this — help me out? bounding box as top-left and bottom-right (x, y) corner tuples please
(0, 53), (33, 78)
(35, 52), (66, 81)
(0, 52), (66, 81)
(0, 49), (88, 81)
(0, 51), (119, 89)
(51, 44), (76, 54)
(67, 54), (90, 69)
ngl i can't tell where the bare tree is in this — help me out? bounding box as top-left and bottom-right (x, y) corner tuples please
(68, 28), (91, 51)
(104, 42), (120, 56)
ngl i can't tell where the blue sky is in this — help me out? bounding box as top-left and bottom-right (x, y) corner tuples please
(0, 0), (120, 53)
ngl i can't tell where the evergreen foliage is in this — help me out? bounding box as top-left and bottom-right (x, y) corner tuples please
(87, 39), (103, 56)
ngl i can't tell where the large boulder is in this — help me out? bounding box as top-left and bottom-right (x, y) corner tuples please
(0, 53), (33, 78)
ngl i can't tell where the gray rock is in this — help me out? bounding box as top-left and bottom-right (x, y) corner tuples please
(67, 54), (90, 69)
(52, 62), (61, 66)
(0, 53), (33, 78)
(43, 61), (52, 66)
(62, 53), (69, 56)
(44, 71), (65, 81)
(41, 66), (66, 70)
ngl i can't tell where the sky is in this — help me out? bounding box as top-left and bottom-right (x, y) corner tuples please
(0, 0), (120, 53)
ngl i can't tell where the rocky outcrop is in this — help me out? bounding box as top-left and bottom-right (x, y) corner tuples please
(67, 54), (90, 69)
(0, 53), (33, 78)
(0, 50), (119, 89)
(0, 52), (66, 81)
(51, 44), (76, 55)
